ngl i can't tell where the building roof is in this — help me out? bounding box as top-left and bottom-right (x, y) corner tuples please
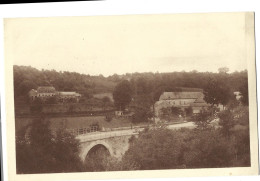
(159, 92), (204, 100)
(28, 89), (37, 96)
(176, 87), (203, 92)
(37, 86), (56, 93)
(193, 97), (205, 103)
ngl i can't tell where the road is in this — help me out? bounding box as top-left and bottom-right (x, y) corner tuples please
(167, 121), (196, 130)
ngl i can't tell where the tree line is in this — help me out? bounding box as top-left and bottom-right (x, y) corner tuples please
(14, 65), (248, 105)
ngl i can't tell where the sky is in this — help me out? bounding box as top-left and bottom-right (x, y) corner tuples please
(5, 13), (248, 77)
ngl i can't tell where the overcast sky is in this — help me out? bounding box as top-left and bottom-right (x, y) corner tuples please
(5, 13), (248, 76)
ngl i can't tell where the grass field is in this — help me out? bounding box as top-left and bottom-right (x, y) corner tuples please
(15, 115), (150, 133)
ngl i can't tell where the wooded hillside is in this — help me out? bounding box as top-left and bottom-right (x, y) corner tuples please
(14, 65), (248, 106)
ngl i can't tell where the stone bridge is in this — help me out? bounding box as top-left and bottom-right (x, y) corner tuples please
(76, 129), (140, 162)
(76, 121), (196, 162)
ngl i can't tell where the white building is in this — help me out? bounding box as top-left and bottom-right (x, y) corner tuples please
(154, 91), (210, 117)
(28, 86), (81, 103)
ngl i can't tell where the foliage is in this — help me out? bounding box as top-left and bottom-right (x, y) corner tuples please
(30, 98), (43, 113)
(171, 107), (182, 116)
(218, 109), (235, 137)
(204, 76), (232, 106)
(218, 67), (230, 74)
(123, 128), (185, 170)
(16, 118), (83, 174)
(231, 128), (250, 166)
(102, 96), (111, 110)
(132, 106), (153, 123)
(192, 111), (214, 130)
(14, 66), (248, 108)
(121, 126), (246, 170)
(234, 106), (249, 126)
(84, 151), (139, 172)
(113, 80), (133, 110)
(45, 96), (57, 104)
(185, 106), (193, 117)
(239, 77), (249, 106)
(13, 65), (116, 103)
(182, 129), (236, 168)
(227, 94), (240, 110)
(131, 94), (153, 123)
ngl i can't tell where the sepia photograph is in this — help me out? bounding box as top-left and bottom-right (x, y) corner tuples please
(2, 11), (258, 180)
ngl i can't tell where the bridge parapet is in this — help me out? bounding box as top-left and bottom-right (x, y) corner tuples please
(77, 129), (140, 143)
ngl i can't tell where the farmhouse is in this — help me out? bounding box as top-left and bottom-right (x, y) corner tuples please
(28, 86), (56, 101)
(28, 86), (81, 103)
(154, 90), (210, 117)
(57, 92), (82, 103)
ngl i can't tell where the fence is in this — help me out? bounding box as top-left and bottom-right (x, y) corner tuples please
(52, 122), (194, 137)
(67, 126), (99, 136)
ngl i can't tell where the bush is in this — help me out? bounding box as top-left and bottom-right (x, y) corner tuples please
(192, 111), (214, 130)
(121, 126), (249, 170)
(16, 118), (84, 174)
(218, 109), (235, 137)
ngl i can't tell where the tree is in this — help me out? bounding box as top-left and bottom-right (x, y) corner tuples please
(53, 125), (83, 172)
(123, 128), (186, 170)
(185, 106), (193, 117)
(192, 111), (214, 130)
(218, 109), (235, 137)
(239, 79), (249, 106)
(30, 97), (43, 113)
(131, 94), (153, 123)
(218, 67), (230, 74)
(122, 127), (237, 170)
(16, 117), (83, 174)
(113, 80), (133, 110)
(132, 106), (153, 123)
(102, 96), (111, 110)
(16, 117), (56, 173)
(182, 129), (236, 168)
(135, 77), (150, 95)
(227, 94), (240, 110)
(204, 77), (231, 106)
(18, 80), (37, 96)
(152, 86), (167, 102)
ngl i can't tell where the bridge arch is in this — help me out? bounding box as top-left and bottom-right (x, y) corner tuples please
(79, 140), (114, 162)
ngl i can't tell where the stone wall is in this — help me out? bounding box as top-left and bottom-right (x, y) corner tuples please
(79, 135), (134, 161)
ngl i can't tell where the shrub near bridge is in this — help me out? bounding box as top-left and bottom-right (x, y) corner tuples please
(121, 120), (250, 170)
(16, 117), (84, 174)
